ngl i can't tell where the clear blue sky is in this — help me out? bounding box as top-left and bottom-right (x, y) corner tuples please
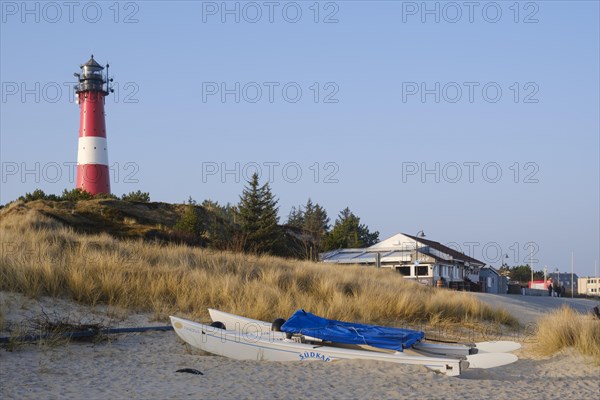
(1, 1), (598, 276)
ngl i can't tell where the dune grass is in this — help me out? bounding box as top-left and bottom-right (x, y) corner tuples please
(0, 209), (518, 330)
(533, 306), (600, 363)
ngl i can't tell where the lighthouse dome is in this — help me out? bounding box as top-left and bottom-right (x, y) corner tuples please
(76, 55), (106, 93)
(82, 55), (104, 76)
(83, 55), (103, 69)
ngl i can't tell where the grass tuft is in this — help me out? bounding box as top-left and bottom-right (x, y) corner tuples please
(533, 306), (600, 363)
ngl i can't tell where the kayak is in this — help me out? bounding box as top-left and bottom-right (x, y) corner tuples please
(169, 309), (519, 376)
(207, 308), (521, 357)
(170, 315), (468, 376)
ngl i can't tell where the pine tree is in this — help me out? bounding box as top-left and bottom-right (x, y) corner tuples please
(285, 198), (330, 259)
(324, 207), (379, 250)
(174, 201), (203, 235)
(237, 173), (283, 254)
(202, 199), (242, 251)
(286, 206), (304, 228)
(303, 199), (329, 238)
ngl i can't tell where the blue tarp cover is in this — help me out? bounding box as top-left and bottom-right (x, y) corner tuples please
(280, 310), (424, 351)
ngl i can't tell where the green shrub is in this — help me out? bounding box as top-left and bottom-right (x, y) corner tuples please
(61, 188), (94, 202)
(121, 190), (150, 202)
(95, 192), (118, 200)
(18, 189), (59, 202)
(174, 203), (204, 236)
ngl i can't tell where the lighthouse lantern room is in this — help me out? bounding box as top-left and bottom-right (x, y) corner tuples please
(74, 55), (113, 195)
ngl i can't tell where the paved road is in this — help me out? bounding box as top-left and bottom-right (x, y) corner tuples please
(472, 293), (600, 324)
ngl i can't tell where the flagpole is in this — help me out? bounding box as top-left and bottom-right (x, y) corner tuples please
(571, 251), (574, 298)
(530, 244), (534, 288)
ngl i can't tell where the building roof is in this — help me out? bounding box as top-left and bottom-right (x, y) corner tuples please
(480, 265), (501, 276)
(83, 55), (103, 69)
(321, 232), (486, 267)
(547, 272), (580, 280)
(320, 248), (411, 264)
(402, 233), (485, 266)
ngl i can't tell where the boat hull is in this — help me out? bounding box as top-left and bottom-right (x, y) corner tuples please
(170, 316), (466, 376)
(207, 308), (520, 357)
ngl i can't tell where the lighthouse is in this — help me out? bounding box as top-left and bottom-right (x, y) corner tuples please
(74, 55), (113, 195)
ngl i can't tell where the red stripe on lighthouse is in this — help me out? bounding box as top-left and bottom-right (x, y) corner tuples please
(79, 91), (107, 138)
(76, 164), (111, 193)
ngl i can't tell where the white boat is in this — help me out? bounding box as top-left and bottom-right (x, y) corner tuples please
(170, 310), (519, 377)
(207, 308), (521, 357)
(170, 315), (468, 376)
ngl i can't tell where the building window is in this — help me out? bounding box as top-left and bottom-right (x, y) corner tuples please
(398, 266), (411, 276)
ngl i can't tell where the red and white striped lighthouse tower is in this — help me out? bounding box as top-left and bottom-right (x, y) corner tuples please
(74, 55), (113, 195)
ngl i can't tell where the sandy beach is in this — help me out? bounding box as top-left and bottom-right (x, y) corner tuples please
(1, 291), (598, 400)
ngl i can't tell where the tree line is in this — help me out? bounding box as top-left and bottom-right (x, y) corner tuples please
(498, 265), (545, 284)
(15, 174), (379, 260)
(18, 188), (151, 203)
(175, 173), (379, 259)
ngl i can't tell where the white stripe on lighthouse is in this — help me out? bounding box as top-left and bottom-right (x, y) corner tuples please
(77, 136), (109, 165)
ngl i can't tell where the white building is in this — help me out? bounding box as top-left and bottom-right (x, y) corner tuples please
(320, 233), (485, 287)
(578, 277), (600, 297)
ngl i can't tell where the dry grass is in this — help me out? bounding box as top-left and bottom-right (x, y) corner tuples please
(0, 208), (517, 329)
(533, 306), (600, 363)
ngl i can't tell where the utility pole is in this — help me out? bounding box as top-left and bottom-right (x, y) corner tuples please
(571, 251), (574, 298)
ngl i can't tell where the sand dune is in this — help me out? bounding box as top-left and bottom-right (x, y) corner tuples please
(1, 292), (598, 400)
